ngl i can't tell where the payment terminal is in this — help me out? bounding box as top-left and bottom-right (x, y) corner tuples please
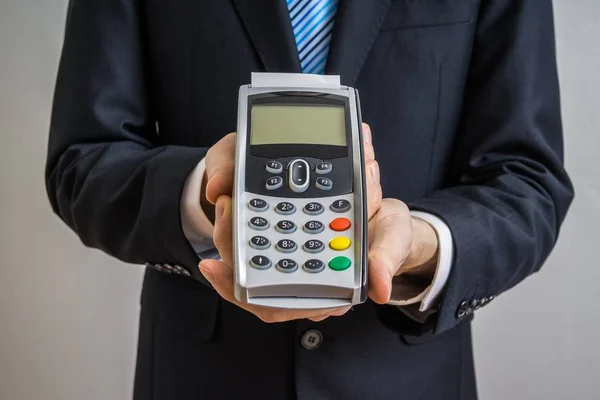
(232, 72), (368, 309)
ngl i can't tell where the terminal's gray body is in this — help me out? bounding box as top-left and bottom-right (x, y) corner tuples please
(232, 73), (367, 309)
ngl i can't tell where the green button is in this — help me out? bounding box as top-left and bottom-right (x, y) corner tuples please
(328, 256), (351, 271)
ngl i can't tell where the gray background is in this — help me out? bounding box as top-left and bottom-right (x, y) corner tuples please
(0, 1), (597, 399)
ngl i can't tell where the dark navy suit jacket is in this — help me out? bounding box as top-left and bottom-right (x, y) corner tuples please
(45, 1), (574, 399)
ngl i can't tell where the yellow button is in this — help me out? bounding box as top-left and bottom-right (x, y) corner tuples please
(329, 236), (351, 251)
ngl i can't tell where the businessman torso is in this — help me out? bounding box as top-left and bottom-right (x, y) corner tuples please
(136, 1), (478, 399)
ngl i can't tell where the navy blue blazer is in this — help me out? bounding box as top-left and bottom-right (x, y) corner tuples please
(45, 1), (574, 399)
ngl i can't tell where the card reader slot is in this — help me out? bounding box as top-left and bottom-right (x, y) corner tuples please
(248, 284), (353, 300)
(247, 297), (352, 310)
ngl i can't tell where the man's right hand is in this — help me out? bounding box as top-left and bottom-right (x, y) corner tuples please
(200, 132), (237, 222)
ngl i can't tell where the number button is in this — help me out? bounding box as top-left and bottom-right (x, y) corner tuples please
(303, 259), (325, 273)
(330, 199), (351, 213)
(249, 216), (269, 230)
(248, 198), (268, 212)
(250, 255), (272, 270)
(276, 259), (298, 273)
(266, 161), (283, 174)
(276, 239), (297, 253)
(303, 202), (324, 216)
(266, 176), (283, 191)
(316, 177), (333, 191)
(303, 220), (325, 234)
(303, 240), (324, 254)
(276, 220), (297, 234)
(249, 236), (270, 250)
(275, 202), (296, 215)
(316, 162), (332, 175)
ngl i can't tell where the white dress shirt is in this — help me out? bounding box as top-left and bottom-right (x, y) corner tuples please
(181, 158), (453, 312)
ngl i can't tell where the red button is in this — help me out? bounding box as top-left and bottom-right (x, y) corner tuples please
(330, 218), (351, 232)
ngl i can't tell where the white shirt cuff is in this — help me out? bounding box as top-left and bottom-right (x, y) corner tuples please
(409, 211), (454, 312)
(180, 158), (215, 254)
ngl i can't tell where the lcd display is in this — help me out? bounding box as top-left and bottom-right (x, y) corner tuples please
(250, 104), (346, 146)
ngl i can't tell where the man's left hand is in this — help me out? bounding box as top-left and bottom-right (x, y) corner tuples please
(367, 198), (440, 304)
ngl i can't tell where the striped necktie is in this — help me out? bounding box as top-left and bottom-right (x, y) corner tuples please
(286, 0), (339, 74)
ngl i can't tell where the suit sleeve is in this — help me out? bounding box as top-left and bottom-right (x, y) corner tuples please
(45, 0), (211, 285)
(381, 0), (574, 334)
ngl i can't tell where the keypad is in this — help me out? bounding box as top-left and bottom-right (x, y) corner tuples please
(276, 239), (297, 253)
(245, 196), (354, 275)
(266, 176), (283, 191)
(304, 202), (324, 215)
(330, 199), (351, 213)
(249, 216), (269, 230)
(303, 220), (324, 234)
(276, 220), (297, 234)
(303, 240), (324, 253)
(276, 259), (298, 273)
(275, 202), (296, 215)
(249, 236), (270, 250)
(250, 255), (272, 270)
(248, 198), (268, 212)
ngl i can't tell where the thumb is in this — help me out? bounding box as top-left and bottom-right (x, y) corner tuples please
(367, 199), (412, 304)
(205, 133), (236, 204)
(200, 259), (233, 285)
(205, 162), (235, 205)
(199, 259), (236, 300)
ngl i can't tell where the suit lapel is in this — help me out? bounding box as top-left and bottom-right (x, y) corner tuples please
(326, 0), (392, 86)
(232, 0), (302, 73)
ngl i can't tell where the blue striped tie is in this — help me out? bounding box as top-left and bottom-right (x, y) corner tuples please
(286, 0), (339, 74)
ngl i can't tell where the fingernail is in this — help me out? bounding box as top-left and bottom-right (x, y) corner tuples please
(363, 126), (372, 144)
(215, 198), (225, 220)
(205, 176), (216, 203)
(369, 162), (380, 184)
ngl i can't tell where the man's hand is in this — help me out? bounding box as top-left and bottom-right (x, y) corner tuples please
(367, 199), (440, 304)
(198, 124), (382, 322)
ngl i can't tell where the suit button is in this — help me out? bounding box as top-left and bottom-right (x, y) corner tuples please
(470, 299), (480, 310)
(152, 263), (163, 272)
(174, 265), (189, 276)
(488, 295), (495, 301)
(301, 329), (323, 350)
(456, 301), (469, 318)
